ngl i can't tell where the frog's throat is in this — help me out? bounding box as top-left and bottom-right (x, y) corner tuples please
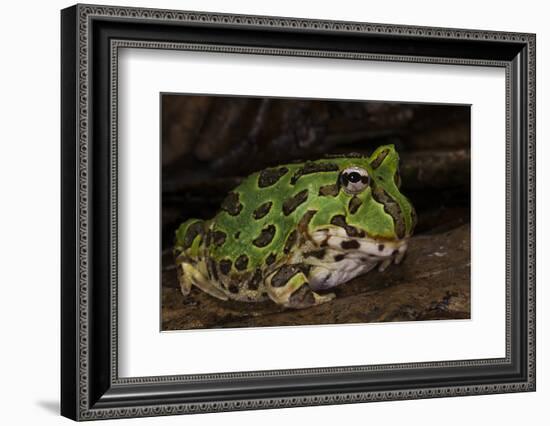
(300, 227), (408, 291)
(310, 227), (408, 264)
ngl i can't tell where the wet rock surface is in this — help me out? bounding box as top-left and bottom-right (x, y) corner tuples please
(161, 223), (470, 330)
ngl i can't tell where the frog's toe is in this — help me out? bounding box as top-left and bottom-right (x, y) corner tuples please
(176, 261), (193, 296)
(285, 285), (335, 309)
(314, 292), (336, 304)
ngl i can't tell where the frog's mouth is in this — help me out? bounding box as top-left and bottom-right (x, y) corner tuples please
(310, 227), (408, 269)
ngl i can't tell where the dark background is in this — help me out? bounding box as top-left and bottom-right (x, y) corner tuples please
(161, 95), (471, 330)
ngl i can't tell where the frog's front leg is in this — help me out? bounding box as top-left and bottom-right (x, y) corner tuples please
(265, 264), (335, 309)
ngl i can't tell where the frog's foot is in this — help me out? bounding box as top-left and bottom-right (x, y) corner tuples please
(176, 256), (228, 301)
(265, 265), (335, 309)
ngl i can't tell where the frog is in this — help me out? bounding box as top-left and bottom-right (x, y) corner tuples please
(174, 144), (416, 309)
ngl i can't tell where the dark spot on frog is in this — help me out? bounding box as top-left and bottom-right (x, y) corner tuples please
(324, 152), (364, 159)
(258, 167), (289, 188)
(315, 230), (330, 247)
(330, 215), (366, 238)
(271, 264), (304, 287)
(304, 249), (326, 259)
(371, 186), (405, 239)
(235, 254), (249, 271)
(370, 148), (389, 169)
(207, 258), (219, 282)
(318, 183), (339, 197)
(334, 254), (346, 262)
(288, 285), (316, 306)
(290, 162), (339, 185)
(297, 210), (317, 235)
(341, 240), (360, 250)
(392, 249), (399, 256)
(219, 259), (232, 275)
(282, 189), (309, 216)
(253, 201), (273, 220)
(300, 263), (312, 276)
(234, 231), (240, 240)
(183, 221), (204, 250)
(378, 244), (384, 252)
(228, 283), (240, 294)
(252, 224), (276, 247)
(283, 230), (298, 254)
(221, 192), (243, 216)
(265, 253), (277, 265)
(247, 268), (262, 290)
(211, 230), (227, 247)
(348, 196), (362, 214)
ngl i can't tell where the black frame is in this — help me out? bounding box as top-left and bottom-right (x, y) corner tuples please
(61, 4), (536, 421)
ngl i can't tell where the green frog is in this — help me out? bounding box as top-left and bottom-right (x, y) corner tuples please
(174, 145), (416, 309)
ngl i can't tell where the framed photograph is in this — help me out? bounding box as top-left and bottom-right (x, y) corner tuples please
(61, 4), (536, 421)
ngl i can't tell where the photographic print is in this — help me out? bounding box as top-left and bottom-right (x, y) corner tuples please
(161, 95), (471, 331)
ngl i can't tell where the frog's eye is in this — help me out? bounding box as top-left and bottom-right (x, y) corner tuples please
(340, 167), (370, 194)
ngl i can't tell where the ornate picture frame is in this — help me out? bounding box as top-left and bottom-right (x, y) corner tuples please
(61, 4), (535, 420)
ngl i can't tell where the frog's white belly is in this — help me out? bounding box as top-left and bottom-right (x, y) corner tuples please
(309, 255), (378, 290)
(306, 228), (408, 291)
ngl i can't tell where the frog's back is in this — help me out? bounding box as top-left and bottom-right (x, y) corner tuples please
(174, 147), (416, 308)
(207, 159), (345, 270)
